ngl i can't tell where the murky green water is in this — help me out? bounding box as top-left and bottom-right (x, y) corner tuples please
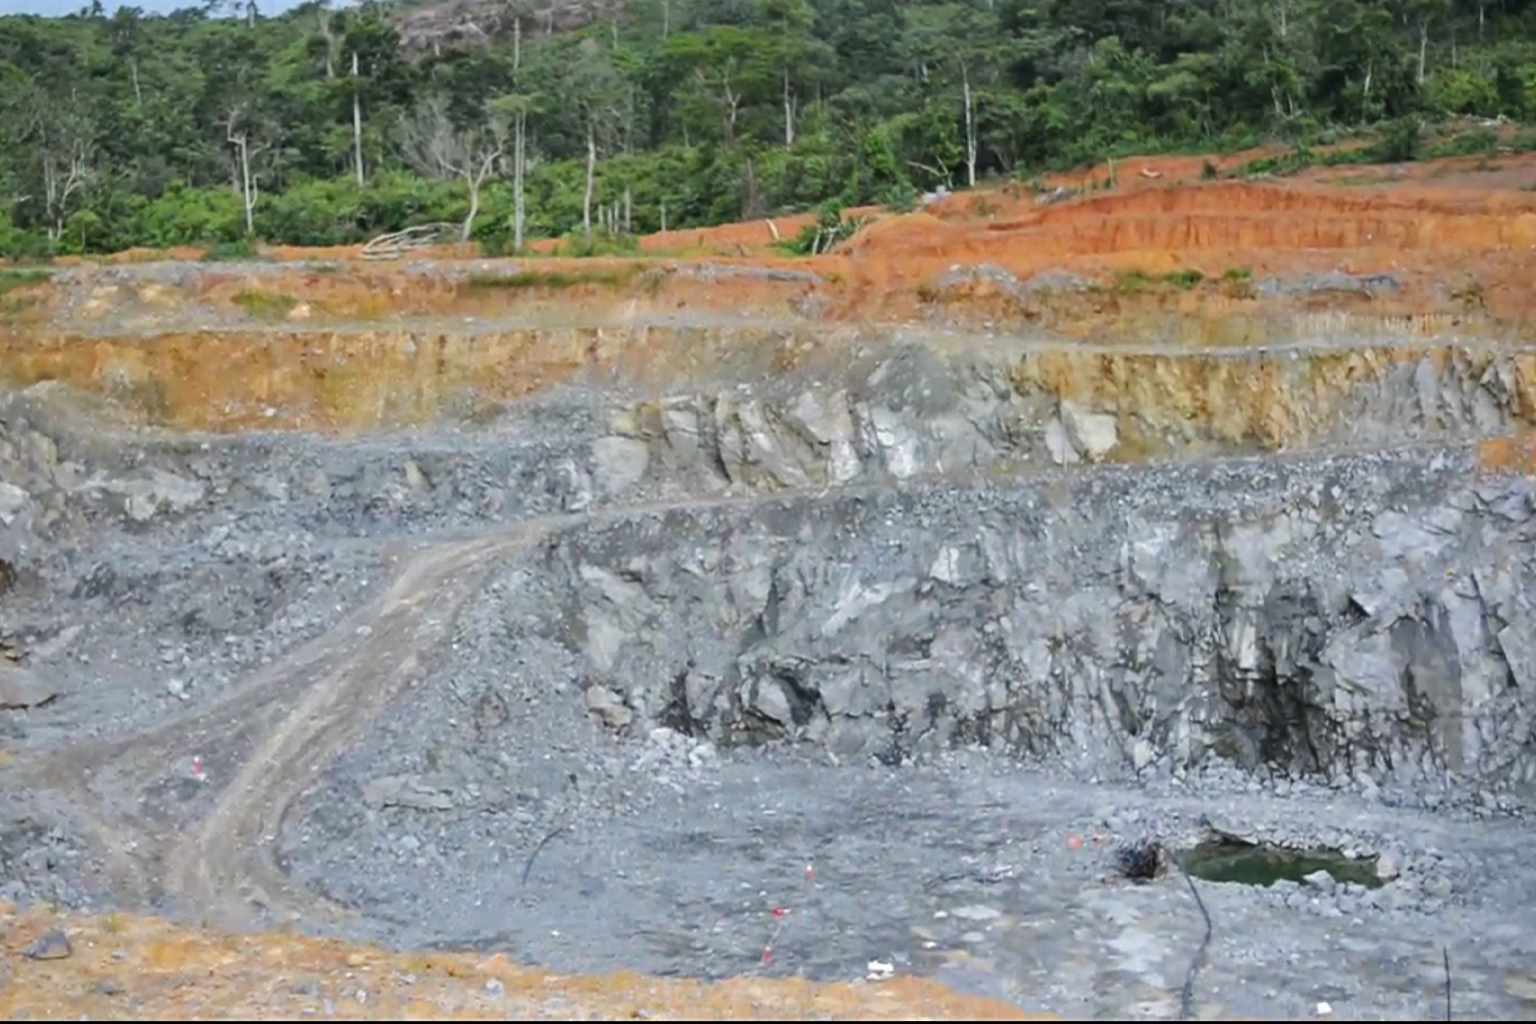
(1180, 840), (1384, 889)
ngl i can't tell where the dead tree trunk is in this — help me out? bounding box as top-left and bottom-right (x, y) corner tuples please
(319, 7), (336, 78)
(1361, 61), (1373, 126)
(783, 67), (795, 148)
(227, 121), (259, 237)
(583, 122), (596, 241)
(1418, 19), (1429, 84)
(41, 150), (91, 242)
(351, 51), (365, 186)
(962, 63), (977, 188)
(460, 145), (501, 245)
(722, 72), (740, 146)
(513, 109), (527, 250)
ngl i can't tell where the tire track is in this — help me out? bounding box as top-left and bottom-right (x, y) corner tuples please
(164, 528), (529, 927)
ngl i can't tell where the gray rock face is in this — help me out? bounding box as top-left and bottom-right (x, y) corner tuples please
(6, 340), (1536, 574)
(0, 480), (29, 526)
(1058, 400), (1118, 462)
(494, 447), (1536, 788)
(0, 663), (63, 709)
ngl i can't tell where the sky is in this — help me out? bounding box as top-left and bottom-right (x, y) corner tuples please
(0, 0), (324, 15)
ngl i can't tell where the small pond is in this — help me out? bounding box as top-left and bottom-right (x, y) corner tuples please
(1180, 839), (1384, 889)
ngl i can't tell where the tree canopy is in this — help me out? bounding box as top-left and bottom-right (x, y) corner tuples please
(1, 0), (1534, 256)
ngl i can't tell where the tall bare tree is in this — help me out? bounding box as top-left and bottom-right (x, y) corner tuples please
(568, 39), (625, 242)
(350, 50), (365, 185)
(40, 144), (95, 244)
(397, 96), (507, 245)
(225, 106), (269, 237)
(315, 1), (338, 77)
(5, 86), (98, 242)
(490, 93), (537, 251)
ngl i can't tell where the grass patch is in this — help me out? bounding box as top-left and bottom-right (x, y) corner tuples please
(200, 238), (262, 262)
(776, 203), (869, 256)
(1426, 127), (1500, 158)
(1115, 269), (1155, 293)
(0, 268), (51, 296)
(0, 269), (51, 318)
(1221, 266), (1256, 298)
(230, 288), (299, 318)
(547, 233), (641, 258)
(466, 266), (639, 291)
(1115, 268), (1205, 293)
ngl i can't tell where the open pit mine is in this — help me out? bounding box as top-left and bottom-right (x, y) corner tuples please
(4, 170), (1536, 1019)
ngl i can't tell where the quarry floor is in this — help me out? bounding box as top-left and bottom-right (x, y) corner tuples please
(6, 155), (1536, 1020)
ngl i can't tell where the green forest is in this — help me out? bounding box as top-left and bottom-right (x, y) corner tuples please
(1, 0), (1535, 258)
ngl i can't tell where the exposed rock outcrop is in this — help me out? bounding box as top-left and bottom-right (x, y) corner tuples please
(506, 446), (1536, 789)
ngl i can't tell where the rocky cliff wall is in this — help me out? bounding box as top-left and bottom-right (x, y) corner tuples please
(492, 447), (1536, 791)
(7, 343), (1536, 792)
(5, 339), (1536, 563)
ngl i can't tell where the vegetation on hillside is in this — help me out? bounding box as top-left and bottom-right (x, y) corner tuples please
(2, 0), (1535, 257)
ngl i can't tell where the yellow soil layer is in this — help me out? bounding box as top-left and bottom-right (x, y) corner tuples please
(1012, 345), (1536, 453)
(0, 322), (823, 432)
(0, 905), (1050, 1021)
(3, 321), (1533, 438)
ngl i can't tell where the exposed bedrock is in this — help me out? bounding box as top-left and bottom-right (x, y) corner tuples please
(501, 448), (1536, 790)
(6, 340), (1536, 792)
(4, 341), (1534, 565)
(609, 342), (1536, 494)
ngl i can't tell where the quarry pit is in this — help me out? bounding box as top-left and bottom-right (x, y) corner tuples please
(5, 168), (1536, 1020)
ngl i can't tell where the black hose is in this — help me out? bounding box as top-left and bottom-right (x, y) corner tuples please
(1444, 946), (1452, 1021)
(1165, 847), (1213, 1023)
(521, 822), (569, 888)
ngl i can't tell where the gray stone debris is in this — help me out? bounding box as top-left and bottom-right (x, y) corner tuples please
(1059, 400), (1119, 463)
(361, 774), (456, 813)
(1375, 848), (1403, 881)
(585, 683), (634, 730)
(0, 481), (29, 526)
(590, 436), (650, 497)
(1258, 271), (1403, 296)
(0, 663), (62, 710)
(24, 929), (72, 960)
